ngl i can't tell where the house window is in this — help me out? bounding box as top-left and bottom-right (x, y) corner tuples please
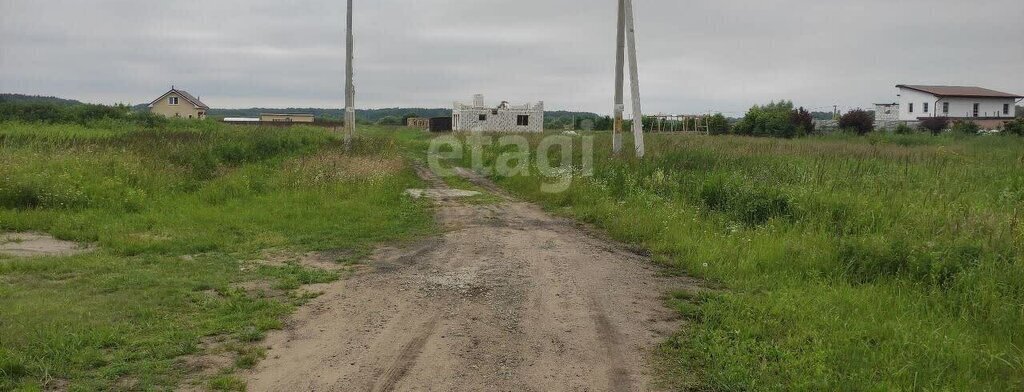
(1005, 104), (1011, 115)
(942, 102), (949, 114)
(973, 103), (980, 117)
(479, 114), (487, 121)
(923, 103), (929, 113)
(517, 115), (530, 126)
(908, 103), (914, 113)
(169, 96), (179, 105)
(491, 109), (498, 115)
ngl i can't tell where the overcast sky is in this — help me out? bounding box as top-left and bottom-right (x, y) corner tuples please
(1, 0), (1022, 115)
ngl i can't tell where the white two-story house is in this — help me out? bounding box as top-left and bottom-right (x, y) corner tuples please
(896, 85), (1022, 127)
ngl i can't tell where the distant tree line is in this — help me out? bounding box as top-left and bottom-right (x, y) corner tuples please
(1, 99), (167, 127)
(0, 93), (83, 106)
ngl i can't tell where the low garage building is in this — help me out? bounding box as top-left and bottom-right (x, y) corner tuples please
(260, 113), (315, 123)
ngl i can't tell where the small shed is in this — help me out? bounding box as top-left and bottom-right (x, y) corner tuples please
(429, 117), (452, 132)
(407, 117), (430, 129)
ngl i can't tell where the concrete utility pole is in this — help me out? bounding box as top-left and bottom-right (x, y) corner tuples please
(344, 0), (356, 149)
(613, 0), (644, 158)
(624, 0), (644, 158)
(612, 0), (626, 154)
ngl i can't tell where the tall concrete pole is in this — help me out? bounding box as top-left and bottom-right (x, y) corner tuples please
(624, 0), (644, 158)
(344, 0), (356, 148)
(612, 0), (626, 155)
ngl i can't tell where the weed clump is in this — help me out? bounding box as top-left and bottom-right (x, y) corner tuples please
(699, 176), (792, 226)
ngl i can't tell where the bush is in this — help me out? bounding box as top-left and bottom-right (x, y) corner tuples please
(1001, 118), (1024, 136)
(0, 101), (168, 128)
(375, 116), (402, 126)
(699, 176), (792, 226)
(919, 117), (950, 135)
(950, 120), (980, 135)
(733, 101), (813, 138)
(791, 107), (815, 136)
(839, 110), (875, 135)
(894, 123), (915, 135)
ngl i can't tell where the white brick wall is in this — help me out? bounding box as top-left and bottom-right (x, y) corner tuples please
(452, 95), (544, 133)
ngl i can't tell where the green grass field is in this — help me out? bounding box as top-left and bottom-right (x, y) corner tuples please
(4, 120), (1023, 391)
(445, 131), (1024, 391)
(0, 121), (434, 390)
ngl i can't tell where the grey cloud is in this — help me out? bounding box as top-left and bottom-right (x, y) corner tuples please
(1, 0), (1022, 115)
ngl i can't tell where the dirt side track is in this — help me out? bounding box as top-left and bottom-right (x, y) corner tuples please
(245, 167), (697, 391)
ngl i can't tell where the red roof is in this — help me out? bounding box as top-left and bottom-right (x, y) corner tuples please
(896, 85), (1023, 99)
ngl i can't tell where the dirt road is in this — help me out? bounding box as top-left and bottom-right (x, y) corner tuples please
(246, 168), (695, 391)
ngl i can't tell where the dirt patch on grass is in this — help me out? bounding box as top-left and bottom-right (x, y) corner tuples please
(249, 249), (359, 271)
(176, 336), (237, 391)
(405, 188), (482, 199)
(41, 378), (68, 392)
(0, 232), (93, 258)
(234, 281), (285, 299)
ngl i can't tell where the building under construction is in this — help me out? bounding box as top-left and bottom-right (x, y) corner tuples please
(452, 94), (544, 133)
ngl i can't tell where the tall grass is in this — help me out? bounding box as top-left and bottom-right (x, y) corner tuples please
(0, 122), (434, 390)
(451, 131), (1024, 391)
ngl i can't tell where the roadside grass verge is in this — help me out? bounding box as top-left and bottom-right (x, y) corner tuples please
(443, 131), (1024, 391)
(0, 122), (434, 390)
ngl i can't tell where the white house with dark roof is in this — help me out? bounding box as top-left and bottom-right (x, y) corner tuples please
(895, 85), (1022, 123)
(148, 87), (209, 119)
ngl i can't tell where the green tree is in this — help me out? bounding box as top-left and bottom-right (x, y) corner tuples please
(593, 116), (613, 131)
(734, 101), (804, 138)
(707, 113), (730, 135)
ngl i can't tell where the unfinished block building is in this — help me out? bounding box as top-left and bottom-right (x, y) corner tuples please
(452, 94), (544, 133)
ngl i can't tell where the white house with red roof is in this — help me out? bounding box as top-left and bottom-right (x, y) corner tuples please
(895, 85), (1022, 123)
